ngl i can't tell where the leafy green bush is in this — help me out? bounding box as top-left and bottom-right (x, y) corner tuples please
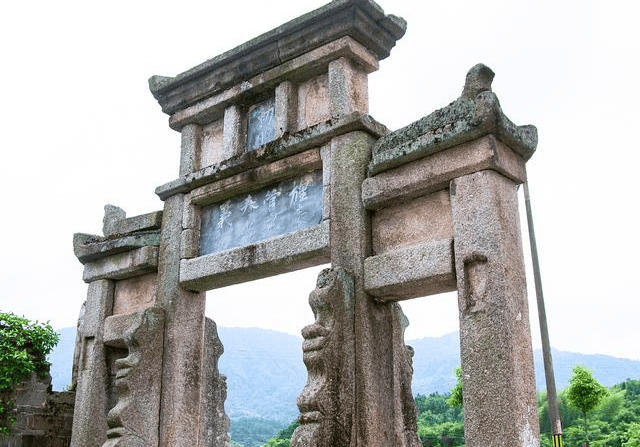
(0, 312), (59, 436)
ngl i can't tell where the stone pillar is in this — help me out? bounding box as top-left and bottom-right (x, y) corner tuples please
(71, 279), (114, 447)
(156, 193), (208, 447)
(450, 170), (539, 447)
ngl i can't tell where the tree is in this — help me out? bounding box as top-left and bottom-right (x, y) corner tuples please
(446, 366), (463, 409)
(565, 365), (608, 445)
(0, 312), (59, 436)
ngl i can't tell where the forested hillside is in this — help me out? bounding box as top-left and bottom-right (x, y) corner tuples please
(49, 328), (640, 447)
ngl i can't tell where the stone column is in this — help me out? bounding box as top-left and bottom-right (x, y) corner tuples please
(156, 193), (208, 447)
(71, 279), (114, 447)
(450, 169), (539, 447)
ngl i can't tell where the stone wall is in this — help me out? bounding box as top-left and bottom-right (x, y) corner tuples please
(0, 373), (74, 447)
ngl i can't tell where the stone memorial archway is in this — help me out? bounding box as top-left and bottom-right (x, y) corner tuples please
(71, 2), (540, 446)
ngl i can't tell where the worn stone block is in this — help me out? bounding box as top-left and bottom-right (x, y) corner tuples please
(103, 210), (163, 238)
(73, 232), (161, 264)
(180, 228), (199, 259)
(188, 148), (322, 206)
(112, 273), (157, 315)
(275, 80), (297, 139)
(450, 169), (539, 447)
(372, 189), (453, 255)
(180, 124), (201, 176)
(364, 239), (456, 300)
(362, 134), (526, 209)
(83, 246), (159, 283)
(223, 104), (244, 160)
(297, 74), (330, 131)
(199, 118), (223, 170)
(180, 220), (330, 291)
(328, 57), (368, 118)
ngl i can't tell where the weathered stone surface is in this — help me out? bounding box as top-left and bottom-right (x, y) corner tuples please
(167, 37), (379, 132)
(103, 207), (163, 238)
(297, 74), (330, 131)
(82, 246), (159, 283)
(362, 134), (526, 209)
(199, 318), (231, 447)
(450, 170), (539, 447)
(102, 308), (164, 447)
(275, 80), (297, 139)
(199, 119), (224, 170)
(156, 112), (388, 200)
(73, 232), (161, 264)
(292, 268), (355, 447)
(112, 273), (157, 315)
(180, 123), (201, 176)
(328, 56), (368, 118)
(180, 220), (330, 291)
(155, 193), (208, 447)
(1, 372), (74, 447)
(371, 189), (453, 254)
(188, 148), (322, 207)
(149, 1), (405, 115)
(364, 239), (456, 300)
(71, 279), (113, 447)
(199, 120), (223, 172)
(369, 64), (537, 176)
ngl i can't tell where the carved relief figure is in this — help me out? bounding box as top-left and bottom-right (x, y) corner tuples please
(292, 268), (354, 447)
(102, 308), (164, 447)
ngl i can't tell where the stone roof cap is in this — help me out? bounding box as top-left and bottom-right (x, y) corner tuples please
(149, 0), (406, 115)
(369, 64), (538, 176)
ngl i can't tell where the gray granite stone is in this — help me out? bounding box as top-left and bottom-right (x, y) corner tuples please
(82, 246), (159, 283)
(156, 112), (388, 201)
(369, 64), (537, 176)
(363, 134), (527, 210)
(364, 239), (456, 300)
(450, 170), (539, 447)
(149, 0), (406, 115)
(180, 220), (330, 291)
(73, 232), (161, 264)
(103, 207), (163, 238)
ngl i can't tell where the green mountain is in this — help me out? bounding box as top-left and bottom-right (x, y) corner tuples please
(49, 327), (640, 446)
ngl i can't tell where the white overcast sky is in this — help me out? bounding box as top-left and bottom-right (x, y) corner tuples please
(1, 0), (639, 362)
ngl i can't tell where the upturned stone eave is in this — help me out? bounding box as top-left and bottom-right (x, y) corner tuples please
(368, 64), (538, 176)
(149, 0), (406, 115)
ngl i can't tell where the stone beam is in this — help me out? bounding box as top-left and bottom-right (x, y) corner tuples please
(364, 239), (456, 300)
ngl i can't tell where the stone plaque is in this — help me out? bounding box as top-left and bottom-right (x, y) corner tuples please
(247, 97), (276, 150)
(200, 171), (323, 255)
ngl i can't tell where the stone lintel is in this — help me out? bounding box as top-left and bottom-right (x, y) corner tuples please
(156, 112), (388, 201)
(150, 1), (406, 115)
(103, 210), (163, 237)
(364, 239), (456, 300)
(83, 246), (159, 283)
(188, 148), (322, 207)
(180, 220), (330, 291)
(168, 37), (379, 131)
(73, 232), (162, 264)
(362, 134), (526, 210)
(369, 64), (537, 176)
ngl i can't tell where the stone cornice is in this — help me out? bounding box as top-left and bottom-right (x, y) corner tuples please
(149, 0), (406, 115)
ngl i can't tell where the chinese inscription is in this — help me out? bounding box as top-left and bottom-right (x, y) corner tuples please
(200, 171), (323, 255)
(247, 97), (276, 150)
